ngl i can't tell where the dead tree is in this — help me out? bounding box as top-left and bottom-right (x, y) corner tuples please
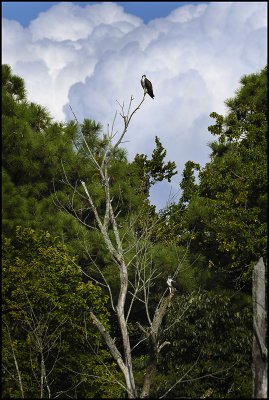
(252, 257), (267, 398)
(56, 94), (177, 397)
(138, 294), (172, 398)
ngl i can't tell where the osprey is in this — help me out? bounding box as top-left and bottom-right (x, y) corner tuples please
(167, 275), (180, 293)
(141, 75), (154, 99)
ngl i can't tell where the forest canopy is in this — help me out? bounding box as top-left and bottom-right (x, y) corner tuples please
(2, 64), (267, 398)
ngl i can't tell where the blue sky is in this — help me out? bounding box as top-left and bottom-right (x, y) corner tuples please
(2, 1), (206, 25)
(2, 2), (267, 209)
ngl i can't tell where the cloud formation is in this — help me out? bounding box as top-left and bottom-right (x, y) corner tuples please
(2, 2), (267, 209)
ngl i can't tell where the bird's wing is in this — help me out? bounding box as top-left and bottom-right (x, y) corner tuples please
(145, 78), (153, 91)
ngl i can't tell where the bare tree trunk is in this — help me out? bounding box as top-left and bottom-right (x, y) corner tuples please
(117, 266), (137, 398)
(252, 257), (267, 398)
(140, 293), (173, 398)
(90, 310), (136, 397)
(141, 354), (157, 398)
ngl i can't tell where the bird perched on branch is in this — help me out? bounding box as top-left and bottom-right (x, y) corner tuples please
(141, 75), (155, 99)
(167, 275), (180, 294)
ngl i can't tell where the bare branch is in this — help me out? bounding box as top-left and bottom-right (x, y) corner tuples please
(3, 321), (25, 398)
(90, 311), (126, 373)
(113, 94), (146, 151)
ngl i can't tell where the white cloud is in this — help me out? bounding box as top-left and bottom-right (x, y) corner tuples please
(2, 1), (267, 209)
(29, 2), (141, 41)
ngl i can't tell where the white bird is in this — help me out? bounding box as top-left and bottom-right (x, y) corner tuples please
(167, 275), (180, 293)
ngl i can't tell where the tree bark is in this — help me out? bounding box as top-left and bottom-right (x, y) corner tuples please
(140, 293), (174, 398)
(141, 354), (157, 398)
(252, 257), (267, 398)
(117, 266), (137, 398)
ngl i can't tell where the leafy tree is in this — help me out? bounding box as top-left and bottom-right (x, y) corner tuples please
(175, 66), (267, 288)
(2, 64), (26, 102)
(2, 226), (122, 398)
(134, 136), (177, 196)
(152, 66), (267, 399)
(156, 290), (252, 398)
(2, 64), (76, 239)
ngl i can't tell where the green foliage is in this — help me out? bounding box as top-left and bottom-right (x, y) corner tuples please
(3, 63), (264, 398)
(2, 226), (122, 398)
(175, 65), (267, 287)
(2, 64), (78, 243)
(180, 160), (200, 204)
(134, 136), (177, 195)
(156, 290), (252, 398)
(2, 64), (26, 102)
